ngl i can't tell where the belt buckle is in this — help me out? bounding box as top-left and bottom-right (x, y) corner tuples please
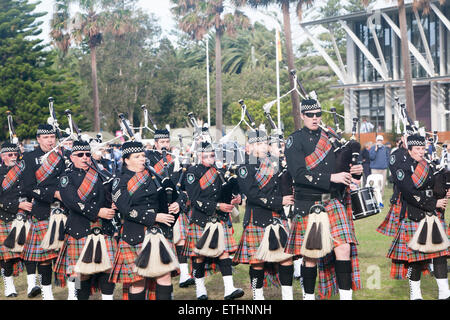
(425, 190), (433, 197)
(321, 193), (331, 202)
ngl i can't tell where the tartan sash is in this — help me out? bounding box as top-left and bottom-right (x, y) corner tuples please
(2, 162), (24, 191)
(35, 151), (62, 184)
(154, 154), (173, 175)
(255, 158), (274, 189)
(77, 168), (99, 201)
(127, 170), (150, 196)
(411, 160), (429, 188)
(305, 130), (332, 170)
(199, 167), (218, 190)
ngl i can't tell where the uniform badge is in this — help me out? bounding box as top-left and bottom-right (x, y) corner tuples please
(33, 189), (41, 195)
(413, 195), (421, 202)
(78, 202), (85, 210)
(396, 169), (404, 181)
(239, 166), (248, 179)
(112, 178), (120, 190)
(187, 173), (195, 184)
(112, 189), (121, 203)
(390, 155), (396, 165)
(60, 176), (69, 188)
(130, 210), (138, 218)
(305, 175), (313, 182)
(196, 201), (203, 207)
(286, 136), (293, 149)
(259, 198), (267, 204)
(18, 160), (25, 170)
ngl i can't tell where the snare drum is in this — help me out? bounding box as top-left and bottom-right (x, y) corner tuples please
(351, 187), (380, 220)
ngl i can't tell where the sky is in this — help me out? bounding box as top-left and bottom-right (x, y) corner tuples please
(32, 0), (317, 48)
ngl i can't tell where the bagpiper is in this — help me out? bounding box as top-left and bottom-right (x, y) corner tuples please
(233, 129), (295, 300)
(0, 142), (29, 297)
(20, 124), (67, 300)
(284, 99), (363, 300)
(386, 134), (450, 300)
(110, 141), (179, 300)
(183, 141), (244, 300)
(146, 128), (193, 288)
(53, 140), (117, 300)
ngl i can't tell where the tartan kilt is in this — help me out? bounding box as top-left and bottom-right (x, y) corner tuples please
(387, 211), (449, 279)
(175, 212), (190, 243)
(109, 239), (143, 284)
(20, 217), (58, 262)
(0, 220), (24, 276)
(285, 198), (358, 256)
(233, 210), (290, 265)
(110, 234), (179, 285)
(182, 220), (237, 258)
(53, 233), (117, 287)
(376, 199), (401, 237)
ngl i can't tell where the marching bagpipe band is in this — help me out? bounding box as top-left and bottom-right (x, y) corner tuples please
(2, 114), (30, 253)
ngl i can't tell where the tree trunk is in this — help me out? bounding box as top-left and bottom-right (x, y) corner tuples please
(282, 1), (301, 130)
(215, 24), (223, 141)
(398, 0), (416, 121)
(90, 45), (101, 132)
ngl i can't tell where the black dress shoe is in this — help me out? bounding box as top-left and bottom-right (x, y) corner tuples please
(6, 293), (17, 298)
(179, 278), (195, 288)
(28, 286), (41, 298)
(224, 288), (244, 300)
(197, 294), (208, 300)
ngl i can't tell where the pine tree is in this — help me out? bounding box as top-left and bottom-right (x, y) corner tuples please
(0, 0), (81, 141)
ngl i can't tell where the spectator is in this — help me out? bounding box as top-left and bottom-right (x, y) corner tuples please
(360, 141), (373, 186)
(360, 117), (374, 133)
(440, 141), (450, 170)
(369, 135), (390, 196)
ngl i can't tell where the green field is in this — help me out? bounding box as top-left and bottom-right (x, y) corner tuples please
(1, 186), (448, 300)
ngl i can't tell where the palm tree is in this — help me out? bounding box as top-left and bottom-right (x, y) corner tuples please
(234, 0), (312, 130)
(50, 0), (137, 132)
(171, 0), (250, 140)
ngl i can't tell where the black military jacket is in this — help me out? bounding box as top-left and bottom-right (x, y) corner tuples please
(0, 161), (27, 223)
(146, 149), (188, 213)
(392, 152), (438, 222)
(184, 164), (232, 228)
(112, 168), (161, 245)
(237, 157), (284, 228)
(285, 127), (343, 216)
(388, 147), (408, 205)
(22, 147), (67, 220)
(59, 167), (115, 239)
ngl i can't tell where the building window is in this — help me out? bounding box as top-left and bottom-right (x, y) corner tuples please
(357, 89), (385, 131)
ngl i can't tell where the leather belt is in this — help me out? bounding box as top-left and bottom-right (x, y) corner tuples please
(298, 193), (331, 202)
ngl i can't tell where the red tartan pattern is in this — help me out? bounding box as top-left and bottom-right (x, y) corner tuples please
(255, 158), (274, 189)
(285, 198), (358, 256)
(199, 167), (218, 190)
(127, 170), (150, 196)
(387, 210), (449, 279)
(109, 239), (144, 284)
(389, 260), (431, 280)
(121, 279), (156, 300)
(35, 151), (61, 184)
(20, 217), (59, 262)
(182, 221), (237, 257)
(153, 154), (173, 176)
(317, 243), (361, 299)
(377, 197), (401, 237)
(175, 212), (189, 243)
(0, 220), (25, 276)
(1, 164), (23, 191)
(305, 130), (332, 170)
(77, 168), (99, 201)
(411, 160), (429, 188)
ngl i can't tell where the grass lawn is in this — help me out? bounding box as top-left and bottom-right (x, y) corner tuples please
(1, 185), (448, 300)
